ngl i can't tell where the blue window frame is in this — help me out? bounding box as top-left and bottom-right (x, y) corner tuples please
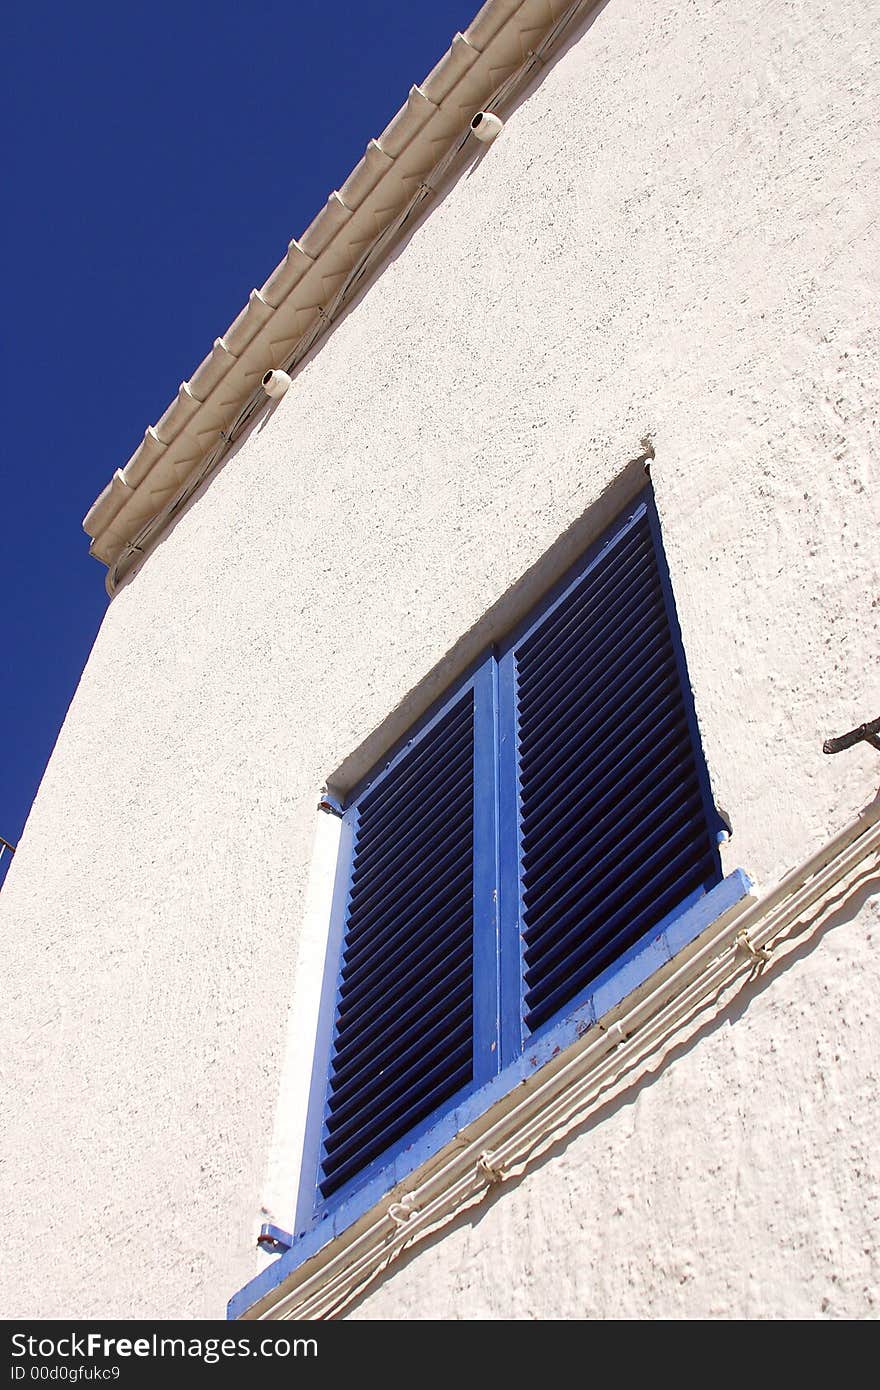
(299, 487), (726, 1227)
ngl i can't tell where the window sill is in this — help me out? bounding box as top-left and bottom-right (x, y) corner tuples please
(229, 868), (753, 1320)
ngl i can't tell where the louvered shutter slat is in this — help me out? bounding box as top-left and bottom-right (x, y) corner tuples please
(522, 704), (689, 874)
(328, 960), (473, 1099)
(339, 867), (472, 989)
(350, 701), (473, 857)
(334, 912), (472, 1043)
(326, 1000), (474, 1134)
(518, 660), (683, 846)
(522, 735), (696, 904)
(517, 552), (660, 717)
(320, 1044), (473, 1193)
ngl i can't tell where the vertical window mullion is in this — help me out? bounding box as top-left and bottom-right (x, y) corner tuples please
(472, 652), (502, 1086)
(496, 644), (525, 1068)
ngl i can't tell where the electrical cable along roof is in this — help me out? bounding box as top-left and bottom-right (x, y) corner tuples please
(81, 0), (584, 591)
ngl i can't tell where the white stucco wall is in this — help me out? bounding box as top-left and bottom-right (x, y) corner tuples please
(1, 0), (877, 1320)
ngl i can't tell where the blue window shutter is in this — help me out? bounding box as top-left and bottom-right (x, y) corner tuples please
(304, 491), (725, 1222)
(318, 688), (477, 1200)
(512, 500), (722, 1034)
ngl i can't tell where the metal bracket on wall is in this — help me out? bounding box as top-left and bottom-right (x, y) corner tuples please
(257, 1223), (293, 1256)
(823, 717), (880, 755)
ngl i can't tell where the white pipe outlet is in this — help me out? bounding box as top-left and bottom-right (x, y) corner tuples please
(262, 369), (292, 399)
(471, 111), (504, 143)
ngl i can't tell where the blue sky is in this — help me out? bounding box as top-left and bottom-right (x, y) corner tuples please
(1, 0), (476, 864)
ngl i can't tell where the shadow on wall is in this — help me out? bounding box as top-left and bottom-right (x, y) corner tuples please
(341, 853), (880, 1316)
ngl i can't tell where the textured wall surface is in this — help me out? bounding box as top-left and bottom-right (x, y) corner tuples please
(1, 0), (877, 1319)
(347, 888), (880, 1320)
